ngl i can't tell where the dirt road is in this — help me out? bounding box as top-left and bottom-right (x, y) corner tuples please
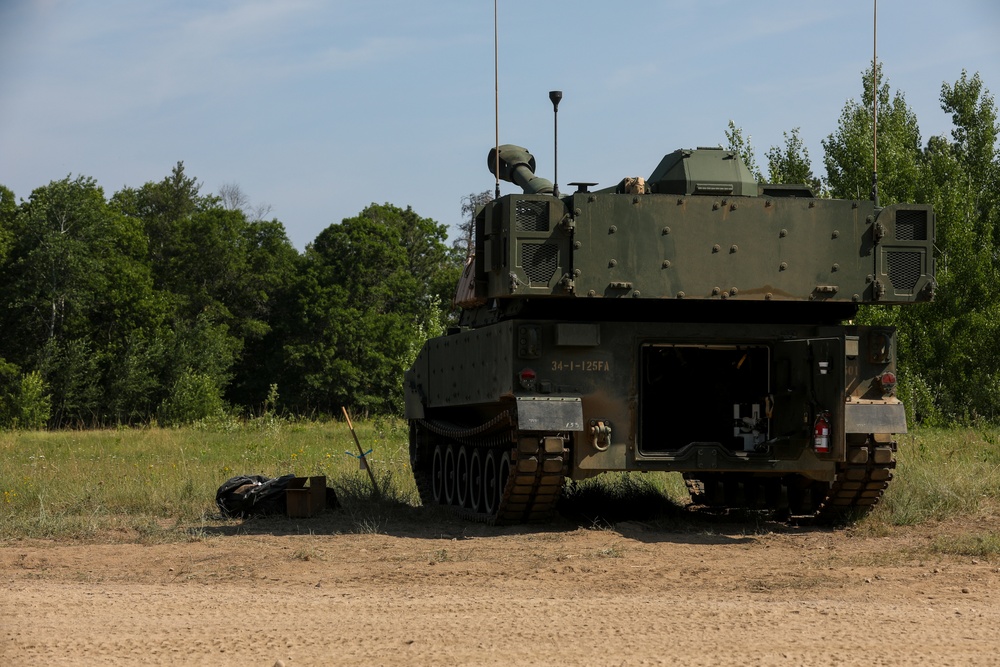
(3, 512), (999, 666)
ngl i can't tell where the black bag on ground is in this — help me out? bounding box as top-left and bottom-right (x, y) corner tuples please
(216, 474), (297, 517)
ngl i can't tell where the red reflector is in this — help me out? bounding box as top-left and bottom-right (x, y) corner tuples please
(518, 368), (537, 391)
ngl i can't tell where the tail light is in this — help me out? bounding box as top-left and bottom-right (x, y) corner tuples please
(879, 371), (897, 396)
(813, 412), (831, 454)
(518, 368), (537, 391)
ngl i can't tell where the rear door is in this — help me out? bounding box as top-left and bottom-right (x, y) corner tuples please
(772, 333), (845, 460)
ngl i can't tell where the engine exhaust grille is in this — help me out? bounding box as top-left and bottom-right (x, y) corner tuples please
(520, 243), (559, 285)
(886, 250), (922, 294)
(895, 209), (928, 241)
(515, 200), (549, 232)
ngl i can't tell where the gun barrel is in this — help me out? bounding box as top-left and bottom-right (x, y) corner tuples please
(487, 145), (554, 195)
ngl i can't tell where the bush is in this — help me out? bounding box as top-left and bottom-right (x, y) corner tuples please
(158, 369), (227, 426)
(1, 370), (52, 430)
(16, 372), (52, 430)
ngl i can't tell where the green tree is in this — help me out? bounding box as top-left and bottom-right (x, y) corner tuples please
(282, 203), (453, 415)
(765, 127), (822, 194)
(0, 370), (52, 430)
(939, 71), (1000, 249)
(226, 218), (301, 409)
(163, 313), (242, 405)
(822, 63), (923, 204)
(158, 368), (227, 426)
(906, 72), (1000, 422)
(105, 329), (169, 424)
(822, 65), (925, 419)
(161, 207), (299, 409)
(113, 167), (300, 415)
(112, 162), (218, 287)
(0, 176), (164, 425)
(724, 121), (763, 181)
(0, 358), (20, 429)
(0, 185), (15, 266)
(823, 66), (1000, 423)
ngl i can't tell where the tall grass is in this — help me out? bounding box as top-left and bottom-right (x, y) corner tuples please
(867, 426), (1000, 526)
(2, 421), (999, 541)
(0, 416), (417, 540)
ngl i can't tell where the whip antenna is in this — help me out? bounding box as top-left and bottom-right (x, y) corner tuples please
(871, 0), (879, 207)
(494, 0), (501, 199)
(549, 90), (562, 198)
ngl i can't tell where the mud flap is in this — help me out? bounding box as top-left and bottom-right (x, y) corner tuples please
(515, 396), (584, 433)
(844, 402), (907, 434)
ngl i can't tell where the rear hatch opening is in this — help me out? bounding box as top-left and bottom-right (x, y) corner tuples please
(639, 344), (771, 455)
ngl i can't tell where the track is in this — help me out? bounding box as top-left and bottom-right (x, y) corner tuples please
(413, 415), (893, 525)
(409, 409), (568, 525)
(683, 433), (896, 523)
(815, 433), (896, 521)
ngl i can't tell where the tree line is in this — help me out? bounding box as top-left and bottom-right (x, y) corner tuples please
(0, 166), (462, 428)
(1, 66), (997, 428)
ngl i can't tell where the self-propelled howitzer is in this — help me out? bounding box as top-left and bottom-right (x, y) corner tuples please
(405, 143), (935, 524)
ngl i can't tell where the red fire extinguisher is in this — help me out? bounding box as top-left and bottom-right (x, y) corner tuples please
(814, 411), (831, 454)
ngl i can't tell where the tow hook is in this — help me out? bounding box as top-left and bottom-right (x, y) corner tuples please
(590, 420), (612, 451)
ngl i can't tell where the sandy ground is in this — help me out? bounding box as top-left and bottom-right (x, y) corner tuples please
(3, 509), (1000, 667)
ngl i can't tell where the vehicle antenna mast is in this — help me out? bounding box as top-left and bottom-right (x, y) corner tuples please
(493, 0), (501, 200)
(549, 90), (562, 198)
(871, 0), (879, 208)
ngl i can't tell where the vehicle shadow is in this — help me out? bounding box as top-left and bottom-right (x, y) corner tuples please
(191, 489), (836, 547)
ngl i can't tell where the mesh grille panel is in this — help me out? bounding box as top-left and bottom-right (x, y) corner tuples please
(515, 200), (549, 232)
(521, 243), (559, 285)
(895, 209), (928, 241)
(887, 251), (922, 294)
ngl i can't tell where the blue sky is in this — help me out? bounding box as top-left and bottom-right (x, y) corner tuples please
(1, 1), (998, 250)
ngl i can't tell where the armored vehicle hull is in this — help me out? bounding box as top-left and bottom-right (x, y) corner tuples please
(405, 144), (935, 524)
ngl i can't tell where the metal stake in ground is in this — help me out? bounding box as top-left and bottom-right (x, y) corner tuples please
(342, 406), (380, 498)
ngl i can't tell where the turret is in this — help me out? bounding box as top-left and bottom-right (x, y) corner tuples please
(468, 143), (935, 306)
(647, 147), (758, 197)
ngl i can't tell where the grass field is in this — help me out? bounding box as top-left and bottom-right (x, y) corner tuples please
(2, 418), (999, 550)
(0, 416), (417, 539)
